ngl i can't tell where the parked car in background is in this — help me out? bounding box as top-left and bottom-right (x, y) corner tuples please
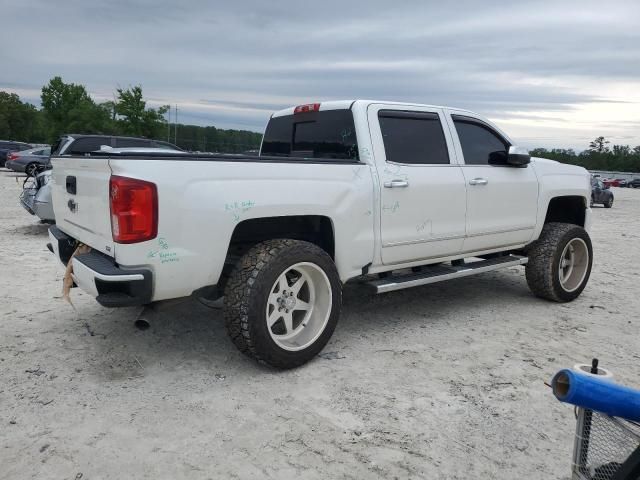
(628, 178), (640, 188)
(5, 146), (51, 175)
(602, 178), (620, 188)
(20, 166), (55, 223)
(51, 134), (182, 156)
(617, 179), (628, 188)
(0, 140), (32, 167)
(591, 178), (614, 208)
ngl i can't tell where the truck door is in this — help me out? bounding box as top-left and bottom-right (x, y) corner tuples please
(368, 104), (467, 265)
(445, 112), (539, 252)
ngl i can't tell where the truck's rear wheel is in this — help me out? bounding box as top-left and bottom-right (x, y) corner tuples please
(525, 222), (592, 302)
(224, 239), (341, 369)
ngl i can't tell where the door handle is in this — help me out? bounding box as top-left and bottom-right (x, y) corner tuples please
(383, 179), (409, 188)
(469, 178), (488, 186)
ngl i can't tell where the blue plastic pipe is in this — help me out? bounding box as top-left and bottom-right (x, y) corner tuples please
(552, 369), (640, 422)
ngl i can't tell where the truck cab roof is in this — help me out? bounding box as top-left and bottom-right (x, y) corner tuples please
(271, 100), (478, 118)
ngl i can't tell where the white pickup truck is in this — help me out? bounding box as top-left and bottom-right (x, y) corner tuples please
(48, 100), (593, 368)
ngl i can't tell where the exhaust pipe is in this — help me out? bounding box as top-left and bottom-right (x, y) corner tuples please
(134, 318), (150, 330)
(134, 306), (151, 330)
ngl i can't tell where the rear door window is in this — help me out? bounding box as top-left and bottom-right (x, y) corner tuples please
(378, 111), (450, 164)
(261, 109), (359, 161)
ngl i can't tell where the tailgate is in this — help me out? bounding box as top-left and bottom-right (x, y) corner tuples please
(50, 156), (115, 256)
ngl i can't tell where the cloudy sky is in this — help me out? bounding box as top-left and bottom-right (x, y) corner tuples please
(1, 0), (639, 149)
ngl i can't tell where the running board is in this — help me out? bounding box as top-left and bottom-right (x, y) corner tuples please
(364, 255), (528, 294)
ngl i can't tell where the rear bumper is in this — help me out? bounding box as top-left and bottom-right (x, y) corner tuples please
(4, 160), (24, 172)
(5, 160), (23, 172)
(19, 193), (53, 221)
(48, 226), (153, 307)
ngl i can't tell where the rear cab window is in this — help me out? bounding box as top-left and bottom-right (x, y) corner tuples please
(261, 109), (359, 161)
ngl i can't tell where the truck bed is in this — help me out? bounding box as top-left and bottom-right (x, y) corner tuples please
(86, 151), (361, 164)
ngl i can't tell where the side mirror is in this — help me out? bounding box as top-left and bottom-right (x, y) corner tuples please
(506, 146), (531, 166)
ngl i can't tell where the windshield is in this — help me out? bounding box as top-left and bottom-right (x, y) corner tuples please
(51, 136), (71, 155)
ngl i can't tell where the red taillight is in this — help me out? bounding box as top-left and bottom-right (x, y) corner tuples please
(7, 152), (19, 161)
(109, 175), (158, 244)
(294, 103), (320, 114)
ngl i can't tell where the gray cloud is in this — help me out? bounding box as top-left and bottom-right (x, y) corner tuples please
(1, 0), (639, 148)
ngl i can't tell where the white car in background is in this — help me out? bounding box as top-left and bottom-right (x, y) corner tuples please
(20, 168), (55, 222)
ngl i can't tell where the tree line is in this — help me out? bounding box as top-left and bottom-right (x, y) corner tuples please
(1, 79), (639, 168)
(0, 77), (262, 153)
(530, 137), (640, 173)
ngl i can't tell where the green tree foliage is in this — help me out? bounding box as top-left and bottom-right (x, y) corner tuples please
(0, 92), (46, 142)
(588, 136), (610, 153)
(2, 80), (263, 152)
(531, 137), (640, 172)
(41, 76), (113, 141)
(115, 86), (169, 138)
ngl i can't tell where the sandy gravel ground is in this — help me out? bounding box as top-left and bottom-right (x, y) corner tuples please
(0, 168), (638, 479)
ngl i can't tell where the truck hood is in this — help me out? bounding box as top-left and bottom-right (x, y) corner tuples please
(530, 157), (591, 196)
(531, 156), (586, 174)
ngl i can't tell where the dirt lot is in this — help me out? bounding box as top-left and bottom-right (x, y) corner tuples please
(0, 169), (638, 480)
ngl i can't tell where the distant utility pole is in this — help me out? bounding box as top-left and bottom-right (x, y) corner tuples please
(167, 107), (171, 142)
(174, 104), (178, 145)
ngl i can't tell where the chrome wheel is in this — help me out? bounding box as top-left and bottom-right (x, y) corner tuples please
(266, 262), (332, 352)
(558, 238), (589, 292)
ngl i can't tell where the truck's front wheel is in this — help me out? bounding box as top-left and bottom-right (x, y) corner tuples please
(224, 239), (341, 369)
(525, 222), (593, 302)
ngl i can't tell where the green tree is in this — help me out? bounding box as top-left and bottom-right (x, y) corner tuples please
(531, 142), (640, 172)
(0, 91), (45, 142)
(41, 76), (112, 140)
(588, 136), (610, 153)
(1, 82), (264, 151)
(115, 86), (169, 138)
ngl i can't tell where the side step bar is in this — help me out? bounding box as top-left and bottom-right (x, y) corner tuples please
(364, 255), (528, 294)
